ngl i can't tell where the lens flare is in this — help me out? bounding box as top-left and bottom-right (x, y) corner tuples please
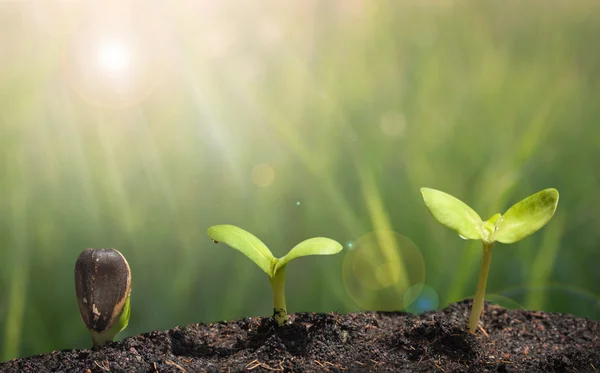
(64, 21), (165, 108)
(404, 284), (439, 314)
(342, 231), (425, 311)
(379, 111), (407, 137)
(251, 164), (276, 188)
(97, 41), (133, 77)
(484, 294), (524, 309)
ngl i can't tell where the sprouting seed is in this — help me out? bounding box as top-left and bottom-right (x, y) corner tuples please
(74, 248), (132, 347)
(420, 187), (559, 333)
(207, 224), (342, 326)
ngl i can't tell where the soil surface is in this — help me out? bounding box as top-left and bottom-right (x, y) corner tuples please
(2, 300), (599, 373)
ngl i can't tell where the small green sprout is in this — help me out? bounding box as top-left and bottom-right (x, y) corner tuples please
(207, 224), (343, 326)
(420, 187), (559, 333)
(74, 248), (132, 347)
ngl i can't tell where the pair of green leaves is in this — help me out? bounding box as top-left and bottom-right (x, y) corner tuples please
(421, 188), (559, 244)
(207, 225), (343, 277)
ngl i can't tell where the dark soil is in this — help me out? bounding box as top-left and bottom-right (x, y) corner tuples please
(2, 300), (599, 373)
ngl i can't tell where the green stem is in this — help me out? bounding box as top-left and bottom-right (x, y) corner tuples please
(468, 242), (494, 333)
(270, 267), (288, 326)
(90, 330), (113, 348)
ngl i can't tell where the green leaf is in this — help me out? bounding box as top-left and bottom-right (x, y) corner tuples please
(486, 213), (502, 225)
(493, 188), (559, 244)
(420, 187), (484, 240)
(207, 225), (276, 276)
(274, 237), (343, 273)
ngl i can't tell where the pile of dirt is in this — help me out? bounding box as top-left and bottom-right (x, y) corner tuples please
(2, 300), (599, 372)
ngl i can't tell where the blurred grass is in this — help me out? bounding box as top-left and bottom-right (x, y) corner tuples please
(1, 0), (600, 361)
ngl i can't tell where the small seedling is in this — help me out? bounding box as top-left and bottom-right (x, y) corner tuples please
(74, 248), (132, 347)
(420, 187), (559, 333)
(207, 224), (343, 326)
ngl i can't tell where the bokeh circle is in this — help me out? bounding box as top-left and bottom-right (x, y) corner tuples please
(342, 231), (426, 311)
(404, 284), (440, 314)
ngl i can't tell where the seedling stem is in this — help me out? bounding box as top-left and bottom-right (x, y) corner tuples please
(468, 242), (494, 333)
(270, 266), (288, 325)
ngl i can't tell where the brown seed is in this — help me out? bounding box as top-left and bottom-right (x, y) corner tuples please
(75, 248), (131, 332)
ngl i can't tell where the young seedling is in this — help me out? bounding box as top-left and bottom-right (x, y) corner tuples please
(207, 224), (343, 326)
(74, 248), (132, 347)
(420, 187), (559, 333)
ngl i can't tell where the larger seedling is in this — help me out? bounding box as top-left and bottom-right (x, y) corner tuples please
(421, 188), (559, 333)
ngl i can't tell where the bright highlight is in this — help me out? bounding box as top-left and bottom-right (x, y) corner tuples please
(97, 40), (133, 77)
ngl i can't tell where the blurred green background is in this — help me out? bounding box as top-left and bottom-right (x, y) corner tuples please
(1, 0), (600, 361)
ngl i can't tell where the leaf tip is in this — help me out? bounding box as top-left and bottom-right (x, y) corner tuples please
(547, 188), (559, 201)
(420, 187), (438, 205)
(206, 225), (219, 238)
(332, 241), (344, 254)
(206, 224), (234, 242)
(538, 188), (560, 214)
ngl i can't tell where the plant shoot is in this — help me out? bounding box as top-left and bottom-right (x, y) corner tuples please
(420, 187), (559, 333)
(207, 225), (343, 326)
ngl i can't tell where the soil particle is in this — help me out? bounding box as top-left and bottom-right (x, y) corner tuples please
(2, 300), (599, 372)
